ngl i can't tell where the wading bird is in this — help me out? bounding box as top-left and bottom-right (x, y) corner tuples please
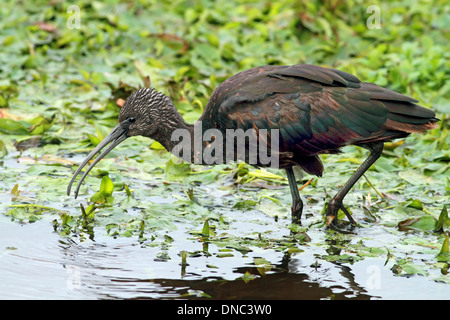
(67, 64), (438, 226)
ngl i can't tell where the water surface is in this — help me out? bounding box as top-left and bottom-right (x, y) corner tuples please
(1, 214), (448, 300)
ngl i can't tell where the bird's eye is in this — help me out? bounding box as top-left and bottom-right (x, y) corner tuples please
(128, 117), (136, 123)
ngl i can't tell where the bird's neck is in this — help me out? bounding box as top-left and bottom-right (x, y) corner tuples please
(156, 112), (219, 165)
(156, 113), (280, 168)
(151, 107), (202, 163)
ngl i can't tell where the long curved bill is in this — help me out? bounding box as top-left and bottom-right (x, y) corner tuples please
(67, 124), (129, 198)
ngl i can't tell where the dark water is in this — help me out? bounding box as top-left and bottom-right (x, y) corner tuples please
(1, 215), (448, 300)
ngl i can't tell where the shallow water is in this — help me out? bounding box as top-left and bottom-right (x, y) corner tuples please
(1, 214), (448, 300)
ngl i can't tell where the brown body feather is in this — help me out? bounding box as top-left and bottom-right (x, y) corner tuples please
(201, 64), (438, 176)
(68, 63), (439, 225)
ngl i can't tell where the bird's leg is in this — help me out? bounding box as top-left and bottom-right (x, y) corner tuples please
(286, 167), (303, 224)
(327, 142), (384, 226)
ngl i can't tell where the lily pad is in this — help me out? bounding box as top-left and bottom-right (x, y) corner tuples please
(398, 215), (437, 232)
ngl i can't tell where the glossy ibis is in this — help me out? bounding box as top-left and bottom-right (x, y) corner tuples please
(67, 64), (438, 226)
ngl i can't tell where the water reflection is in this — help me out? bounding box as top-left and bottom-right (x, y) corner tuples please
(1, 216), (448, 300)
(0, 217), (370, 299)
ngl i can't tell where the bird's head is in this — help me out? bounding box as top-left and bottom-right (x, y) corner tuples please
(67, 87), (176, 198)
(118, 87), (175, 138)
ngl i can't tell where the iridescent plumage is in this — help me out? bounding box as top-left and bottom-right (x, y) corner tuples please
(68, 64), (439, 227)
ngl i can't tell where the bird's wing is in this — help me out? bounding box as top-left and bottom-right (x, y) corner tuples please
(209, 64), (437, 174)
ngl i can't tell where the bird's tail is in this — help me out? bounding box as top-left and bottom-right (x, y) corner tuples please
(382, 100), (439, 133)
(359, 82), (439, 134)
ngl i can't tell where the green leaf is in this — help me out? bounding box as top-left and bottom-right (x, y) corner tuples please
(201, 220), (210, 237)
(253, 257), (272, 276)
(240, 271), (258, 283)
(100, 175), (114, 197)
(0, 139), (8, 157)
(434, 205), (450, 233)
(90, 175), (114, 203)
(232, 199), (258, 210)
(437, 235), (450, 262)
(28, 114), (55, 135)
(164, 157), (191, 181)
(405, 198), (424, 210)
(0, 118), (30, 135)
(255, 196), (288, 218)
(124, 184), (132, 197)
(393, 260), (428, 276)
(398, 215), (437, 232)
(398, 170), (435, 185)
(11, 184), (20, 196)
(89, 123), (112, 146)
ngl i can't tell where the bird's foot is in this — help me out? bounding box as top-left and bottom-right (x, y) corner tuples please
(325, 200), (357, 230)
(291, 199), (303, 225)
